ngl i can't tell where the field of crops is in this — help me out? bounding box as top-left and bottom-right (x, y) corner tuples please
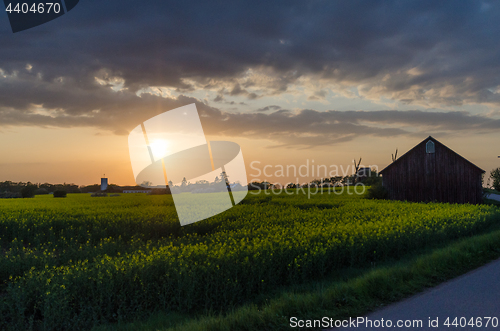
(1, 189), (499, 330)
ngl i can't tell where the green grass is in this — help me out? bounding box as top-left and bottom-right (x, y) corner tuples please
(1, 190), (499, 330)
(94, 226), (500, 331)
(484, 198), (500, 206)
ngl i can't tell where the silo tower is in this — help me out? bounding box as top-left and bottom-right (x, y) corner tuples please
(101, 176), (108, 191)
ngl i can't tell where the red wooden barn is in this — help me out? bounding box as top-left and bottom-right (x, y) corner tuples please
(379, 136), (484, 204)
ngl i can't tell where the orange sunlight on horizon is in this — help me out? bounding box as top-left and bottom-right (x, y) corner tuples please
(0, 127), (498, 187)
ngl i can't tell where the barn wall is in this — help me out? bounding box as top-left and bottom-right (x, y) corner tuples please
(382, 140), (483, 204)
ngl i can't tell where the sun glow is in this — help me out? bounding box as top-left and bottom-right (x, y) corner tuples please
(149, 139), (169, 160)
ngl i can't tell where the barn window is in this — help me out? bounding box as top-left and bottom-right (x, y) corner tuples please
(426, 140), (435, 154)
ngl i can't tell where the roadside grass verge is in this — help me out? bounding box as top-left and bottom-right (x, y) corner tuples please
(94, 224), (500, 331)
(484, 198), (500, 206)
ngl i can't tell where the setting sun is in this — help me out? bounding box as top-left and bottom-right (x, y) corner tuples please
(149, 139), (170, 160)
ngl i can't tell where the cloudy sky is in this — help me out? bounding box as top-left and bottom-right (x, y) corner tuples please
(1, 0), (499, 185)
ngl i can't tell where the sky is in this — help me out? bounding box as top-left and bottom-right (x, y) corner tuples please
(0, 0), (499, 186)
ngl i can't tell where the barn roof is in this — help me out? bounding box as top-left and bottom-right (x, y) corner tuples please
(380, 136), (485, 174)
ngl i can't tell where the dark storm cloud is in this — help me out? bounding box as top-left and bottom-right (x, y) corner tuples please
(200, 108), (500, 147)
(0, 75), (497, 147)
(255, 105), (281, 112)
(1, 0), (500, 145)
(1, 0), (500, 99)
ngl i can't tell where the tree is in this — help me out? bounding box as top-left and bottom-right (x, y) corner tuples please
(80, 184), (100, 193)
(195, 180), (209, 185)
(491, 168), (500, 191)
(328, 176), (343, 185)
(362, 168), (382, 186)
(341, 175), (354, 186)
(310, 179), (323, 186)
(21, 185), (36, 198)
(248, 181), (271, 190)
(53, 190), (67, 198)
(34, 188), (49, 195)
(367, 183), (389, 199)
(0, 181), (13, 192)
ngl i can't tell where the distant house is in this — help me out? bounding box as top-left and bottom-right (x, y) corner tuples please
(116, 185), (154, 194)
(379, 136), (484, 204)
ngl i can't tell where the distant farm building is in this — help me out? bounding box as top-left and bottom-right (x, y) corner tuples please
(380, 136), (484, 204)
(101, 177), (108, 191)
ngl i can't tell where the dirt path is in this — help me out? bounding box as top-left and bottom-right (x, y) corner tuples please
(485, 193), (500, 202)
(325, 258), (500, 330)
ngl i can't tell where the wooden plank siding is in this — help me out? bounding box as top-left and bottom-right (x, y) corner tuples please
(380, 136), (484, 204)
